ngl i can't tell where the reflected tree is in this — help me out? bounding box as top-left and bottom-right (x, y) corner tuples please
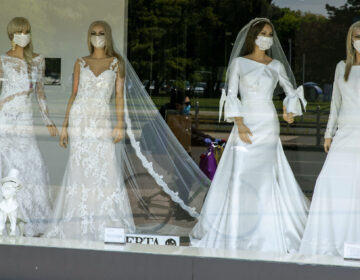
(128, 0), (360, 95)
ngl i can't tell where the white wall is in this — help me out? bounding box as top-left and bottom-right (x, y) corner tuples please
(0, 0), (127, 96)
(0, 0), (128, 186)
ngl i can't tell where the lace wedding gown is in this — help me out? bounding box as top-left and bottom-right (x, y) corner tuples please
(46, 57), (135, 241)
(190, 57), (309, 253)
(0, 54), (53, 236)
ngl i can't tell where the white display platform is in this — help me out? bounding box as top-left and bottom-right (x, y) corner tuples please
(1, 237), (360, 280)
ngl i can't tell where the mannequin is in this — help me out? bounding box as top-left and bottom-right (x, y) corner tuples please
(300, 21), (360, 257)
(46, 20), (135, 241)
(0, 17), (57, 236)
(190, 18), (309, 254)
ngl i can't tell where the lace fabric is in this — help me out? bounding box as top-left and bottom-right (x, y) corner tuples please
(0, 55), (53, 127)
(80, 56), (122, 77)
(46, 53), (210, 240)
(121, 55), (210, 233)
(0, 54), (53, 236)
(45, 57), (136, 241)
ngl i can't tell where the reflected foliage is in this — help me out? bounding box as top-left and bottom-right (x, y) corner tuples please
(128, 0), (360, 96)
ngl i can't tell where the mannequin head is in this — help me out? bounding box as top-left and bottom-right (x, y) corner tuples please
(88, 21), (115, 55)
(87, 20), (125, 77)
(345, 21), (360, 81)
(241, 19), (274, 56)
(7, 17), (34, 67)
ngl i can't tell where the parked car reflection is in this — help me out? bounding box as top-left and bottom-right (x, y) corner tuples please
(193, 82), (207, 97)
(303, 82), (323, 102)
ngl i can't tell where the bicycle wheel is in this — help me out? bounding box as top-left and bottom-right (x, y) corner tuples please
(124, 172), (174, 232)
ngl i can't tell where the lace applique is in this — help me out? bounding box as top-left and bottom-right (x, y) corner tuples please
(0, 54), (52, 236)
(45, 57), (135, 240)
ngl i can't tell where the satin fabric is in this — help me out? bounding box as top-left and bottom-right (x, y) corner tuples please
(300, 61), (360, 257)
(190, 57), (309, 253)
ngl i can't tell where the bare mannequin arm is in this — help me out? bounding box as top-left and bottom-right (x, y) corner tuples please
(0, 57), (3, 89)
(112, 60), (125, 144)
(59, 60), (80, 148)
(234, 117), (253, 144)
(35, 56), (59, 136)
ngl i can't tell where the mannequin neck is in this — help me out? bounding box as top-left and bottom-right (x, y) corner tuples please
(355, 51), (360, 65)
(9, 45), (25, 59)
(251, 47), (266, 60)
(91, 47), (107, 59)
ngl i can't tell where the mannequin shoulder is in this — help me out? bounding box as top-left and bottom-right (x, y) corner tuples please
(268, 59), (288, 74)
(229, 57), (243, 69)
(336, 60), (345, 68)
(32, 53), (45, 67)
(334, 60), (346, 75)
(32, 53), (44, 60)
(233, 56), (243, 63)
(269, 58), (281, 67)
(75, 57), (88, 67)
(32, 53), (44, 64)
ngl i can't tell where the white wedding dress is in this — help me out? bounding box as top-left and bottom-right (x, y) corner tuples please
(190, 57), (309, 253)
(0, 54), (53, 236)
(300, 61), (360, 257)
(46, 57), (135, 241)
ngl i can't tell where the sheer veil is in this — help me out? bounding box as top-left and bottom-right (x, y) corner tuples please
(219, 17), (298, 121)
(118, 52), (210, 234)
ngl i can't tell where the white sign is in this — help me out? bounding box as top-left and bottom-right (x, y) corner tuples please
(344, 243), (360, 260)
(126, 233), (180, 246)
(104, 227), (126, 244)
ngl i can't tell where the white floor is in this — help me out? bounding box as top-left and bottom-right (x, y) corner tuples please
(0, 236), (360, 269)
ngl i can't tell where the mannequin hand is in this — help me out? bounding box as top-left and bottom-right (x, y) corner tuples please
(237, 123), (253, 144)
(59, 127), (68, 149)
(283, 107), (294, 124)
(47, 124), (59, 137)
(112, 125), (124, 144)
(324, 138), (332, 153)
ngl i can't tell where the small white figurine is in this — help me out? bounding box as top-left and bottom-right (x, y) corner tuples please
(0, 169), (24, 236)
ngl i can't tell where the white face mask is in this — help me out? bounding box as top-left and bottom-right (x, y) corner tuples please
(353, 39), (360, 53)
(255, 35), (273, 51)
(13, 33), (31, 48)
(91, 35), (105, 48)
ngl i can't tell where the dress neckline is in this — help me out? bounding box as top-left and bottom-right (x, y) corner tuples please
(79, 57), (118, 78)
(4, 53), (41, 62)
(240, 56), (275, 66)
